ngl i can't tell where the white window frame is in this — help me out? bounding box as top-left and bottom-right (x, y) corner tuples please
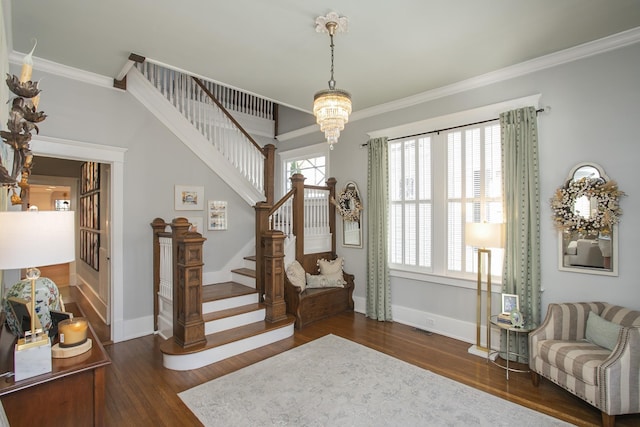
(278, 143), (330, 196)
(369, 95), (540, 290)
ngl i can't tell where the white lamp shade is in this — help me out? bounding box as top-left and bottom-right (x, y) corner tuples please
(465, 222), (504, 249)
(0, 211), (75, 269)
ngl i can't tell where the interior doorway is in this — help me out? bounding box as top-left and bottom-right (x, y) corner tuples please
(30, 157), (111, 342)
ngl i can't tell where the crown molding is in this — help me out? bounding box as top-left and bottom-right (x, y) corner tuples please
(278, 26), (640, 142)
(9, 50), (115, 89)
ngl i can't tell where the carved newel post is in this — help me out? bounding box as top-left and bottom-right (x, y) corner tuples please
(171, 217), (206, 348)
(262, 230), (287, 322)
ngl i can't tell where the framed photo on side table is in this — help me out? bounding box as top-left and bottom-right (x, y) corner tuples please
(175, 185), (204, 210)
(501, 293), (519, 314)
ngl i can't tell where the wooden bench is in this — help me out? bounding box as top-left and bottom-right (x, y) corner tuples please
(284, 252), (355, 330)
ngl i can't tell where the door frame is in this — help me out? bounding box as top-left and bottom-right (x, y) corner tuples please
(31, 135), (127, 342)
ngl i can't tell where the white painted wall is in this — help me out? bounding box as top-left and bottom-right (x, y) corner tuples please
(284, 42), (640, 343)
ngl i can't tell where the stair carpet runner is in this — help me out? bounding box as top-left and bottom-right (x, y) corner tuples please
(160, 256), (295, 371)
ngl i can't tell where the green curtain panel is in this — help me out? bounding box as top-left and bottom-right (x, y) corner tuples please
(366, 137), (392, 321)
(500, 107), (541, 362)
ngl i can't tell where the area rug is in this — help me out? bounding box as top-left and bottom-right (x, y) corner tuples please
(179, 334), (571, 426)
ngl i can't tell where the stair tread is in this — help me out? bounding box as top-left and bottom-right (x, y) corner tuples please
(231, 267), (256, 278)
(203, 303), (265, 322)
(244, 255), (256, 262)
(160, 315), (295, 356)
(203, 282), (256, 302)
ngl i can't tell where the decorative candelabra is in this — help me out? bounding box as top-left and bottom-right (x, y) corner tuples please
(1, 42), (46, 205)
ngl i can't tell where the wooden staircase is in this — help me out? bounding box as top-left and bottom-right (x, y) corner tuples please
(152, 219), (294, 371)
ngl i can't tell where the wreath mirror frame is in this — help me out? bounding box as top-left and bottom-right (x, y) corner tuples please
(339, 181), (363, 248)
(557, 162), (618, 276)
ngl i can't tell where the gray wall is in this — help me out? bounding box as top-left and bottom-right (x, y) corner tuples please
(283, 42), (640, 336)
(17, 40), (639, 342)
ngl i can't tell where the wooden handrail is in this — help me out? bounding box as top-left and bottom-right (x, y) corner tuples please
(192, 77), (265, 155)
(268, 189), (295, 215)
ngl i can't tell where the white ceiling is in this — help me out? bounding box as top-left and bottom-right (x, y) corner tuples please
(8, 0), (640, 114)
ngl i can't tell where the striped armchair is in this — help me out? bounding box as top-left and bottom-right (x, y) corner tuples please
(529, 302), (640, 427)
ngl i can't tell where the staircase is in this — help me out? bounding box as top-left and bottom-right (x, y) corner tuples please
(136, 58), (333, 371)
(160, 255), (294, 371)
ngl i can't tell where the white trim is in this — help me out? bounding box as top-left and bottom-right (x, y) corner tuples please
(29, 135), (128, 343)
(9, 51), (115, 89)
(277, 27), (640, 142)
(162, 323), (294, 371)
(368, 94), (541, 139)
(389, 268), (502, 294)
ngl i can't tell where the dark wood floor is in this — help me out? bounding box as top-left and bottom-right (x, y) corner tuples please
(92, 310), (640, 427)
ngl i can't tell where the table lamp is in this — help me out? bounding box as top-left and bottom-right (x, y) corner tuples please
(465, 222), (503, 358)
(0, 209), (75, 381)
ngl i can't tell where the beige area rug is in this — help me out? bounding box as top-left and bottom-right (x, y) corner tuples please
(179, 334), (572, 426)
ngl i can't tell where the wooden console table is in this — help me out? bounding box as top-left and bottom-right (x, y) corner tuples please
(0, 305), (111, 426)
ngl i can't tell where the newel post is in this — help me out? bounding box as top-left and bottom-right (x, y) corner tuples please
(254, 202), (271, 302)
(291, 173), (306, 262)
(326, 177), (337, 254)
(170, 217), (206, 348)
(263, 143), (276, 205)
(262, 230), (287, 322)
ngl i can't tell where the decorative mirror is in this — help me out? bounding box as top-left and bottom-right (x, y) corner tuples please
(334, 181), (363, 248)
(551, 162), (625, 276)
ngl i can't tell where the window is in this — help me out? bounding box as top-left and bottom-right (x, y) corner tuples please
(389, 122), (504, 280)
(279, 143), (329, 194)
(284, 156), (326, 191)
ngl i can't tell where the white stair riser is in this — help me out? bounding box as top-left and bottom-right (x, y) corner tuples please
(202, 293), (258, 313)
(231, 273), (256, 288)
(205, 309), (266, 335)
(243, 258), (256, 270)
(163, 324), (294, 371)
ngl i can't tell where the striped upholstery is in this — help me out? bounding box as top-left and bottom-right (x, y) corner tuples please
(529, 302), (640, 418)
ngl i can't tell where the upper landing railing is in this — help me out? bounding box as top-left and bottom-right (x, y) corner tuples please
(136, 61), (275, 203)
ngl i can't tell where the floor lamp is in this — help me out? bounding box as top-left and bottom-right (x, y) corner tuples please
(0, 209), (75, 380)
(466, 222), (503, 358)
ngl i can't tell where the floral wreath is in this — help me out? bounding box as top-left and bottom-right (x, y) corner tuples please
(550, 177), (625, 235)
(332, 186), (363, 223)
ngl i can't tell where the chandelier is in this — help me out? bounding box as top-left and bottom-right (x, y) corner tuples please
(313, 12), (351, 150)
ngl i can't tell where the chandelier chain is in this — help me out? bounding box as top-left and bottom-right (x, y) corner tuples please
(329, 33), (335, 89)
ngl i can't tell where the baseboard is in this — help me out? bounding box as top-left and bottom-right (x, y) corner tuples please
(353, 296), (500, 350)
(75, 279), (108, 324)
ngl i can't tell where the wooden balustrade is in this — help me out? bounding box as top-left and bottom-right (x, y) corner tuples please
(254, 174), (337, 301)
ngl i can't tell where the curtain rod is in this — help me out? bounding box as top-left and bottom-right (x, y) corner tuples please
(362, 107), (548, 146)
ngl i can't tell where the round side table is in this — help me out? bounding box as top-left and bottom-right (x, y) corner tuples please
(489, 315), (536, 380)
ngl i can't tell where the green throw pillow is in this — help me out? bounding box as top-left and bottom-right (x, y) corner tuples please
(585, 311), (621, 351)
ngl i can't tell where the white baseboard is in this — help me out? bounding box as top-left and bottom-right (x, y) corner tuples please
(353, 295), (500, 349)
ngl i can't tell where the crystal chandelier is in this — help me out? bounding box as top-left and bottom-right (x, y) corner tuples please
(313, 12), (351, 150)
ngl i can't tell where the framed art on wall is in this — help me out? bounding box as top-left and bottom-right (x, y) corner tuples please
(208, 201), (228, 230)
(175, 185), (204, 210)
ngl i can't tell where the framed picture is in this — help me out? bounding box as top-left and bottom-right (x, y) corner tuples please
(207, 200), (228, 230)
(175, 185), (204, 211)
(186, 216), (204, 234)
(501, 293), (519, 314)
